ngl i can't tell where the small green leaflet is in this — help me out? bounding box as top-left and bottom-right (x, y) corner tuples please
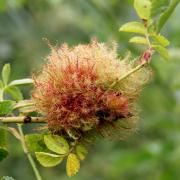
(0, 100), (15, 115)
(9, 78), (33, 87)
(151, 34), (170, 47)
(1, 176), (16, 180)
(44, 135), (69, 154)
(0, 148), (8, 162)
(25, 134), (48, 152)
(119, 22), (146, 34)
(5, 86), (23, 101)
(0, 128), (9, 161)
(75, 144), (88, 161)
(151, 0), (170, 18)
(2, 64), (11, 86)
(129, 36), (148, 44)
(157, 0), (180, 32)
(134, 0), (152, 20)
(153, 45), (170, 61)
(0, 80), (3, 89)
(35, 152), (63, 167)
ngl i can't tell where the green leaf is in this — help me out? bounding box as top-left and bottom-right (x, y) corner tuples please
(0, 80), (3, 89)
(0, 127), (9, 161)
(2, 64), (11, 86)
(151, 34), (170, 47)
(129, 36), (148, 44)
(0, 100), (15, 115)
(9, 78), (33, 86)
(66, 153), (80, 177)
(157, 0), (180, 32)
(153, 45), (170, 61)
(75, 144), (88, 161)
(35, 152), (63, 167)
(134, 0), (152, 20)
(151, 0), (170, 18)
(5, 86), (23, 101)
(0, 127), (8, 147)
(44, 135), (69, 154)
(25, 134), (48, 152)
(0, 148), (8, 161)
(1, 176), (16, 180)
(119, 22), (146, 34)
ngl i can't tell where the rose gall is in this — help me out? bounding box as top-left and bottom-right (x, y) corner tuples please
(32, 40), (152, 139)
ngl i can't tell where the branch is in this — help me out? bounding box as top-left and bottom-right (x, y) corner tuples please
(0, 116), (46, 123)
(109, 60), (147, 89)
(108, 48), (153, 89)
(17, 124), (42, 180)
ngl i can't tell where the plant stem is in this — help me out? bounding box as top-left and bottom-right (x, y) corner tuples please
(109, 60), (147, 89)
(17, 124), (42, 180)
(145, 34), (151, 49)
(13, 100), (35, 110)
(0, 116), (46, 123)
(0, 88), (4, 101)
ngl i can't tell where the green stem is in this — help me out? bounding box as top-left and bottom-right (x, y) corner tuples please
(13, 100), (35, 110)
(17, 124), (42, 180)
(0, 88), (4, 101)
(109, 60), (147, 89)
(145, 34), (151, 49)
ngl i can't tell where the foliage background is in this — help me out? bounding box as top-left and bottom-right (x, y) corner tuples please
(0, 0), (180, 179)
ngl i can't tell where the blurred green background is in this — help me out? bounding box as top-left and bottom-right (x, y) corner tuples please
(0, 0), (180, 180)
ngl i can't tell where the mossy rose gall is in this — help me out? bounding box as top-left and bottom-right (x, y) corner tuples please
(32, 40), (151, 139)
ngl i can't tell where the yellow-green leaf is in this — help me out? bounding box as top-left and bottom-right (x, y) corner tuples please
(134, 0), (152, 20)
(153, 45), (170, 61)
(5, 86), (23, 101)
(35, 152), (63, 167)
(0, 100), (15, 115)
(157, 0), (180, 32)
(25, 134), (48, 152)
(151, 0), (170, 18)
(0, 127), (9, 161)
(129, 36), (148, 44)
(119, 22), (146, 34)
(66, 153), (80, 177)
(151, 34), (169, 47)
(9, 78), (33, 86)
(2, 64), (11, 86)
(44, 135), (69, 154)
(0, 80), (3, 89)
(76, 145), (88, 161)
(1, 176), (15, 180)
